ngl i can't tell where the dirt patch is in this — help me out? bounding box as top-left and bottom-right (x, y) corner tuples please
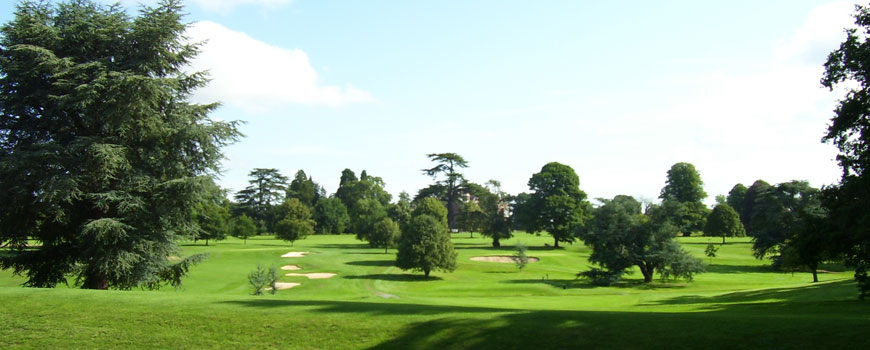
(470, 255), (540, 263)
(377, 292), (399, 299)
(285, 273), (336, 279)
(265, 282), (301, 291)
(280, 265), (302, 271)
(281, 251), (308, 258)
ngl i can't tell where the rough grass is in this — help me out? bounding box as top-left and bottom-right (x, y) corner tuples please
(1, 234), (868, 349)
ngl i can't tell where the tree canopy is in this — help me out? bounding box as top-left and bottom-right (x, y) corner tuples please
(420, 153), (469, 230)
(234, 168), (288, 231)
(821, 3), (870, 298)
(704, 204), (745, 244)
(525, 162), (591, 248)
(659, 162), (707, 203)
(396, 213), (457, 277)
(0, 0), (240, 289)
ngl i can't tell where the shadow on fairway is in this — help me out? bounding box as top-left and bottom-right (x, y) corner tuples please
(344, 274), (442, 282)
(704, 264), (773, 274)
(314, 243), (371, 250)
(221, 287), (869, 350)
(346, 260), (395, 267)
(453, 245), (564, 252)
(645, 280), (858, 307)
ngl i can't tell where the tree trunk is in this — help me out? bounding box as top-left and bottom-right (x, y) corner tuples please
(424, 268), (430, 277)
(384, 246), (388, 254)
(810, 262), (819, 283)
(83, 272), (108, 290)
(639, 264), (654, 283)
(554, 238), (559, 248)
(722, 235), (725, 245)
(470, 231), (473, 238)
(206, 239), (209, 246)
(492, 238), (500, 247)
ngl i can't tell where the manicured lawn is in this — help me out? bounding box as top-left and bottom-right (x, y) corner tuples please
(2, 234), (868, 349)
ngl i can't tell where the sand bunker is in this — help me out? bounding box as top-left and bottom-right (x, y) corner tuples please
(285, 273), (336, 279)
(281, 251), (308, 258)
(470, 255), (540, 263)
(280, 265), (302, 271)
(265, 282), (301, 291)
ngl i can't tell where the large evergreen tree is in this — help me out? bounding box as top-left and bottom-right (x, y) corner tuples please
(658, 162), (709, 236)
(0, 0), (240, 289)
(234, 168), (288, 231)
(421, 153), (469, 231)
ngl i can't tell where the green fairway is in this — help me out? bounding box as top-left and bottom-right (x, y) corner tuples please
(2, 234), (868, 349)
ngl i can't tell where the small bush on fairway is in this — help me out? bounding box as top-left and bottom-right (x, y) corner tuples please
(248, 265), (279, 295)
(513, 241), (529, 270)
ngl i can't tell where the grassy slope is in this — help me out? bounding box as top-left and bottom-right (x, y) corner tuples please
(1, 234), (869, 349)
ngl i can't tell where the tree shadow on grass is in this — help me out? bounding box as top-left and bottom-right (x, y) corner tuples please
(644, 280), (858, 308)
(219, 289), (869, 350)
(346, 260), (395, 267)
(344, 274), (442, 282)
(704, 264), (773, 274)
(454, 245), (562, 252)
(314, 243), (371, 250)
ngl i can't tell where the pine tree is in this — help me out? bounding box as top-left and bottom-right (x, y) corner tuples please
(0, 0), (240, 289)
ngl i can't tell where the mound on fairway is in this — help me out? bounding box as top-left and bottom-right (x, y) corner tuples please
(470, 255), (540, 263)
(285, 273), (336, 279)
(280, 265), (302, 271)
(281, 252), (308, 258)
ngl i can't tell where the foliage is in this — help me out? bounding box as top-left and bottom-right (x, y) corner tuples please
(421, 153), (469, 230)
(657, 163), (709, 236)
(821, 3), (870, 298)
(195, 200), (231, 246)
(0, 0), (240, 289)
(230, 215), (257, 244)
(234, 168), (288, 232)
(659, 162), (708, 203)
(313, 197), (350, 234)
(750, 181), (831, 282)
(274, 218), (313, 246)
(726, 183), (747, 217)
(513, 241), (529, 270)
(286, 170), (324, 209)
(704, 204), (745, 244)
(247, 264), (279, 296)
(371, 217), (400, 253)
(705, 244), (719, 263)
(396, 214), (457, 277)
(350, 198), (388, 245)
(740, 180), (773, 236)
(457, 200), (487, 237)
(581, 196), (704, 283)
(525, 162), (591, 248)
(386, 191), (413, 229)
(412, 197), (449, 227)
(577, 268), (623, 286)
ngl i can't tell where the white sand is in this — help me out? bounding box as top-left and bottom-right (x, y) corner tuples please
(470, 256), (540, 263)
(285, 273), (336, 279)
(281, 251), (308, 258)
(280, 265), (302, 271)
(265, 282), (301, 291)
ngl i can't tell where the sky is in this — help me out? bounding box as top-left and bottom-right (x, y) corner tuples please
(0, 0), (861, 205)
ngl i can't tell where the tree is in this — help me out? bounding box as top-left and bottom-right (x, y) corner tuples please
(704, 204), (746, 244)
(273, 198), (315, 246)
(475, 181), (514, 247)
(421, 153), (469, 231)
(334, 168), (359, 209)
(274, 218), (313, 246)
(371, 217), (400, 253)
(386, 191), (413, 230)
(660, 162), (708, 203)
(526, 162), (591, 248)
(396, 214), (458, 277)
(705, 244), (719, 264)
(0, 0), (240, 290)
(350, 198), (388, 246)
(230, 215), (257, 245)
(726, 183), (748, 217)
(195, 200), (230, 246)
(313, 197), (350, 234)
(513, 241), (529, 271)
(412, 197), (449, 227)
(821, 4), (870, 298)
(741, 180), (773, 236)
(234, 168), (288, 232)
(286, 170), (323, 209)
(579, 196), (704, 284)
(457, 200), (487, 238)
(751, 181), (830, 282)
(658, 162), (709, 236)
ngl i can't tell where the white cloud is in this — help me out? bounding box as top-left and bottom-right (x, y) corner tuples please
(185, 21), (374, 111)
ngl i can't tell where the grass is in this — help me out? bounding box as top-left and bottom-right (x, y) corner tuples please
(1, 234), (869, 349)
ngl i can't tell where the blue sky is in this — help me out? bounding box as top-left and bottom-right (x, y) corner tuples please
(0, 0), (859, 204)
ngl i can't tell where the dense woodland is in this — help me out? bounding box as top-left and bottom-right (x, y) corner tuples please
(1, 0), (870, 299)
